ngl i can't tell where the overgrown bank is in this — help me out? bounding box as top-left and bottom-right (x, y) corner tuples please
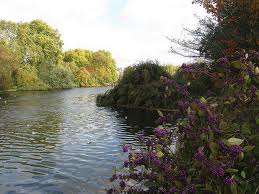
(96, 61), (210, 109)
(107, 51), (259, 194)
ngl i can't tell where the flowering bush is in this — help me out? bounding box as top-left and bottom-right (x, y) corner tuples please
(107, 51), (259, 194)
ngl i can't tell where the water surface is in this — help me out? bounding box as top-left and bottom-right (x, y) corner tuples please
(0, 87), (157, 194)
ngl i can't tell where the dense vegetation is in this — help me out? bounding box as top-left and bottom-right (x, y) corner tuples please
(108, 50), (259, 194)
(104, 0), (258, 193)
(0, 20), (118, 91)
(96, 61), (185, 108)
(170, 0), (258, 60)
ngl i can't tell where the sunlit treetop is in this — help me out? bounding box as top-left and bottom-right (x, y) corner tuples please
(193, 0), (259, 20)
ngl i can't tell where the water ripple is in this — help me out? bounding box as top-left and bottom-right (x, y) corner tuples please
(0, 88), (157, 193)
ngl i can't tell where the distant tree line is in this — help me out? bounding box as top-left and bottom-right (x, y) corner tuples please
(0, 19), (118, 91)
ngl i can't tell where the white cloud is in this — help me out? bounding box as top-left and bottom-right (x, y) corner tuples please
(0, 0), (206, 67)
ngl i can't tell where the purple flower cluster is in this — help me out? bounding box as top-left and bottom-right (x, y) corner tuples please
(148, 152), (161, 165)
(181, 63), (194, 73)
(224, 176), (234, 185)
(169, 186), (178, 194)
(122, 144), (130, 152)
(154, 127), (169, 137)
(219, 57), (229, 65)
(250, 85), (257, 96)
(219, 141), (243, 158)
(184, 184), (196, 193)
(211, 166), (224, 177)
(178, 169), (186, 177)
(119, 181), (126, 188)
(177, 100), (190, 110)
(229, 145), (243, 157)
(194, 148), (205, 160)
(208, 114), (219, 125)
(124, 160), (129, 168)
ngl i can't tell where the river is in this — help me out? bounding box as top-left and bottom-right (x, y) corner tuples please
(0, 87), (158, 194)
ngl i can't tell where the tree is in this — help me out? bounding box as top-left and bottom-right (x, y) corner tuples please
(0, 45), (19, 90)
(63, 49), (119, 86)
(170, 0), (259, 60)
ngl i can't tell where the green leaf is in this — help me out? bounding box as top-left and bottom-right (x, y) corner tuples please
(256, 117), (259, 125)
(225, 168), (239, 174)
(205, 183), (212, 190)
(209, 142), (218, 155)
(241, 122), (251, 135)
(112, 166), (116, 174)
(241, 171), (246, 179)
(157, 110), (163, 117)
(227, 137), (244, 146)
(243, 146), (255, 152)
(200, 97), (207, 103)
(144, 180), (159, 188)
(230, 182), (238, 194)
(174, 180), (183, 189)
(231, 61), (246, 70)
(219, 120), (228, 130)
(156, 151), (164, 158)
(198, 110), (205, 117)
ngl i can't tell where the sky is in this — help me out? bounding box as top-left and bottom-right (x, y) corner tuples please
(0, 0), (206, 67)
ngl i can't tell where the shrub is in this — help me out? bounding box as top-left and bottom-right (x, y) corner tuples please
(97, 60), (176, 108)
(108, 50), (259, 194)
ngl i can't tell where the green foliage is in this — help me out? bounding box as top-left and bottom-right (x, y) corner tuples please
(39, 65), (76, 89)
(0, 45), (18, 90)
(63, 49), (118, 87)
(97, 60), (180, 108)
(0, 19), (118, 90)
(16, 64), (49, 91)
(108, 51), (259, 194)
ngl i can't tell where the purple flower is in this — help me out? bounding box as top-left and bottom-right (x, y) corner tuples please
(186, 184), (196, 193)
(224, 176), (233, 185)
(120, 181), (126, 188)
(208, 114), (219, 125)
(201, 127), (209, 133)
(218, 141), (229, 153)
(239, 78), (245, 84)
(250, 85), (257, 96)
(179, 170), (186, 177)
(246, 64), (254, 77)
(145, 139), (155, 147)
(157, 116), (167, 124)
(147, 172), (157, 180)
(219, 57), (229, 65)
(170, 186), (178, 194)
(213, 128), (222, 135)
(194, 148), (205, 159)
(229, 145), (243, 157)
(177, 100), (190, 110)
(111, 174), (118, 181)
(211, 166), (224, 177)
(148, 152), (161, 165)
(106, 188), (114, 194)
(181, 63), (194, 73)
(124, 160), (129, 168)
(154, 127), (169, 137)
(122, 144), (130, 152)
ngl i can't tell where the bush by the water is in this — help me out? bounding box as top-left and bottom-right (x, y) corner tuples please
(108, 50), (259, 193)
(97, 60), (211, 109)
(97, 61), (180, 108)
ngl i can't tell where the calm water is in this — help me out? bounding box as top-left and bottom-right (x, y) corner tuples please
(0, 87), (157, 194)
